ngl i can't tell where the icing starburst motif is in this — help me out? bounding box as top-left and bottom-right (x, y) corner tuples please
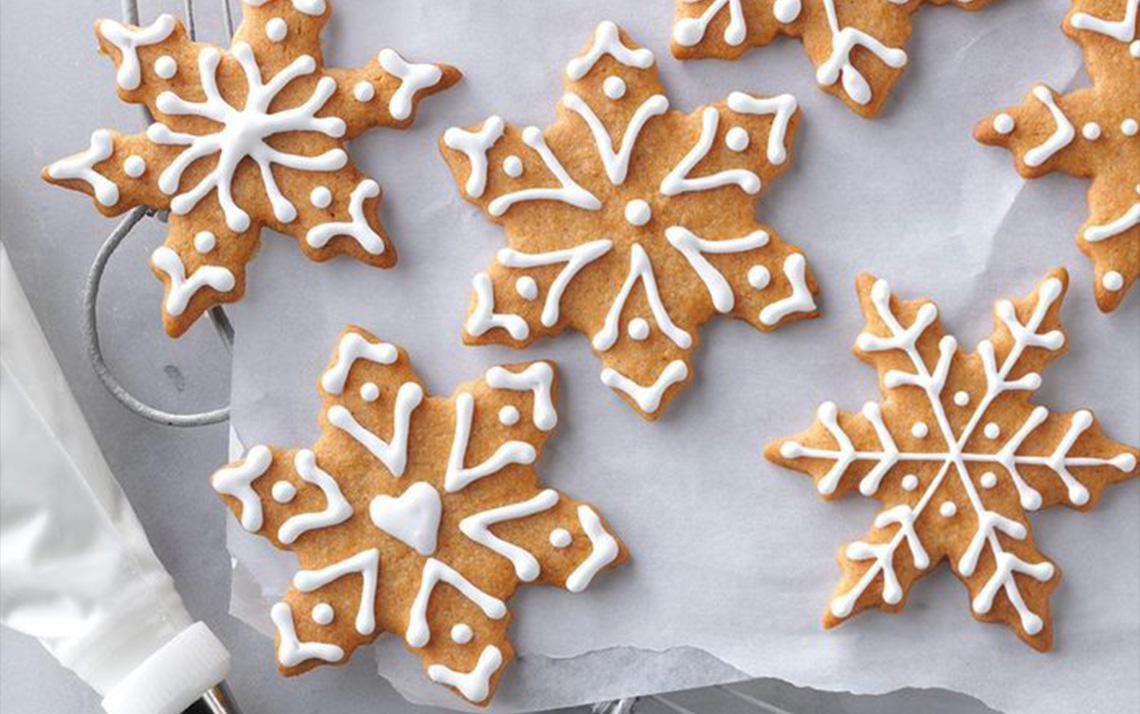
(765, 270), (1138, 649)
(976, 0), (1140, 312)
(211, 327), (625, 704)
(439, 22), (818, 420)
(42, 0), (459, 336)
(670, 0), (1003, 117)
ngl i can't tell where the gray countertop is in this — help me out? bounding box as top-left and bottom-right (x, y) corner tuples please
(0, 1), (1022, 712)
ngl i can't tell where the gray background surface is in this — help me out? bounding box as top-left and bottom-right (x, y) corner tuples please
(0, 0), (1128, 713)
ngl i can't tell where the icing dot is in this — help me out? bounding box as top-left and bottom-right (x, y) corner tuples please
(194, 231), (216, 254)
(624, 199), (652, 226)
(1102, 271), (1124, 292)
(901, 474), (919, 492)
(360, 382), (380, 402)
(984, 422), (1001, 439)
(1131, 40), (1140, 58)
(450, 623), (473, 645)
(123, 155), (146, 178)
(627, 317), (650, 341)
(953, 390), (970, 407)
(310, 186), (332, 208)
(311, 603), (334, 626)
(911, 421), (929, 439)
(725, 126), (750, 152)
(271, 480), (296, 503)
(503, 155), (524, 177)
(266, 17), (288, 42)
(1123, 119), (1139, 136)
(939, 501), (958, 518)
(980, 471), (998, 489)
(748, 265), (770, 290)
(603, 76), (626, 100)
(154, 55), (177, 79)
(353, 81), (375, 102)
(1082, 122), (1101, 140)
(993, 113), (1015, 134)
(498, 405), (520, 426)
(549, 528), (572, 548)
(515, 275), (538, 300)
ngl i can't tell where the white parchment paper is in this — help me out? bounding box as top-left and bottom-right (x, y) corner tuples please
(223, 0), (1140, 712)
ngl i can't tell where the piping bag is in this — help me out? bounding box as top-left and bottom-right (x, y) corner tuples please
(0, 244), (240, 714)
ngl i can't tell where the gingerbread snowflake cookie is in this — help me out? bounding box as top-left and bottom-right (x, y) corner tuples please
(671, 0), (1003, 117)
(211, 327), (625, 704)
(42, 1), (459, 337)
(440, 22), (818, 420)
(976, 0), (1139, 312)
(766, 270), (1138, 649)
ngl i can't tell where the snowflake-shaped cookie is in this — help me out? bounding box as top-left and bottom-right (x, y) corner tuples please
(42, 1), (459, 336)
(439, 22), (818, 420)
(671, 0), (1003, 117)
(766, 270), (1138, 649)
(211, 327), (625, 704)
(975, 0), (1139, 312)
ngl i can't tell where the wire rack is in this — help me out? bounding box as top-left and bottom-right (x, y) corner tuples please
(83, 1), (805, 711)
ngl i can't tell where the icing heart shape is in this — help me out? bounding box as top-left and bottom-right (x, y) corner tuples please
(369, 482), (441, 556)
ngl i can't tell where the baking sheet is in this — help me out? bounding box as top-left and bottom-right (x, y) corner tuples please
(222, 0), (1140, 712)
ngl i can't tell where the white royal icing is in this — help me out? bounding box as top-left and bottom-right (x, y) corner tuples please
(278, 450), (353, 544)
(673, 0), (746, 47)
(503, 155), (524, 178)
(993, 113), (1015, 134)
(151, 247), (235, 316)
(562, 93), (669, 184)
(628, 318), (650, 340)
(310, 185), (332, 209)
(666, 227), (769, 313)
(1103, 271), (1125, 291)
(427, 645), (503, 703)
(328, 382), (424, 477)
(459, 489), (560, 581)
(450, 623), (473, 644)
(467, 273), (530, 340)
(321, 332), (398, 394)
(566, 21), (654, 80)
(149, 44), (347, 231)
(306, 180), (385, 255)
(48, 130), (119, 207)
(445, 393), (537, 492)
(488, 126), (602, 216)
(293, 548), (380, 635)
(498, 405), (521, 425)
(443, 116), (504, 198)
(212, 445), (273, 531)
(496, 240), (613, 327)
(661, 107), (761, 196)
(603, 76), (627, 100)
(353, 81), (375, 102)
(154, 55), (177, 80)
(123, 154), (147, 178)
(272, 480), (296, 503)
(378, 48), (442, 121)
(514, 276), (537, 300)
(1084, 201), (1139, 243)
(360, 382), (380, 401)
(817, 0), (907, 106)
(369, 482), (442, 556)
(265, 17), (288, 42)
(725, 92), (797, 165)
(406, 558), (507, 647)
(565, 506), (620, 592)
(1023, 86), (1074, 168)
(601, 360), (689, 414)
(311, 603), (334, 625)
(594, 244), (692, 351)
(247, 0), (326, 16)
(549, 528), (572, 548)
(98, 14), (176, 90)
(773, 0), (802, 23)
(1069, 0), (1138, 44)
(272, 602), (343, 667)
(759, 253), (815, 325)
(485, 362), (558, 430)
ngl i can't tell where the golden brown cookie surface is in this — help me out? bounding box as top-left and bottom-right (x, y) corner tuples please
(670, 0), (1003, 117)
(440, 21), (818, 421)
(42, 1), (459, 336)
(975, 0), (1140, 312)
(211, 327), (626, 705)
(766, 270), (1138, 650)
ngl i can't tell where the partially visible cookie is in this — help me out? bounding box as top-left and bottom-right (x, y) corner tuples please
(211, 327), (626, 705)
(440, 21), (818, 420)
(765, 270), (1139, 649)
(671, 0), (1003, 117)
(42, 0), (459, 336)
(975, 0), (1139, 312)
